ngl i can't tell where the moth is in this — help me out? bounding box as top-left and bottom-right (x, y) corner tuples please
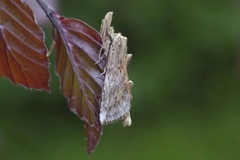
(99, 12), (133, 126)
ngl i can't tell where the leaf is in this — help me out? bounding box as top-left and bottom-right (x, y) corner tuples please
(50, 13), (106, 154)
(0, 0), (50, 90)
(85, 122), (101, 155)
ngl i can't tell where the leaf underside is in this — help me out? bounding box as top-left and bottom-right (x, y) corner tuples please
(52, 14), (106, 154)
(0, 0), (50, 90)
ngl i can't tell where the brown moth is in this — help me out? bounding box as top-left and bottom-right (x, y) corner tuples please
(99, 12), (133, 126)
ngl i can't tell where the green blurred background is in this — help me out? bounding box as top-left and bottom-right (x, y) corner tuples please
(1, 0), (240, 159)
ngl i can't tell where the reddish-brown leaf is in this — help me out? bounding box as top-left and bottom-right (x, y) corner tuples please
(51, 13), (106, 154)
(0, 0), (50, 90)
(85, 122), (101, 155)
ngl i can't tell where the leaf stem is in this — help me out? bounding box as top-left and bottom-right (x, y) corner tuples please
(36, 0), (58, 25)
(36, 0), (61, 34)
(36, 0), (54, 16)
(36, 0), (72, 67)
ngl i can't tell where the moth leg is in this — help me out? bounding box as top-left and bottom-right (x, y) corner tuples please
(101, 66), (107, 75)
(122, 113), (132, 127)
(95, 55), (104, 65)
(95, 46), (106, 65)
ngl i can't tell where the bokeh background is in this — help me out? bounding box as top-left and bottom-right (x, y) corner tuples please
(1, 0), (240, 159)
